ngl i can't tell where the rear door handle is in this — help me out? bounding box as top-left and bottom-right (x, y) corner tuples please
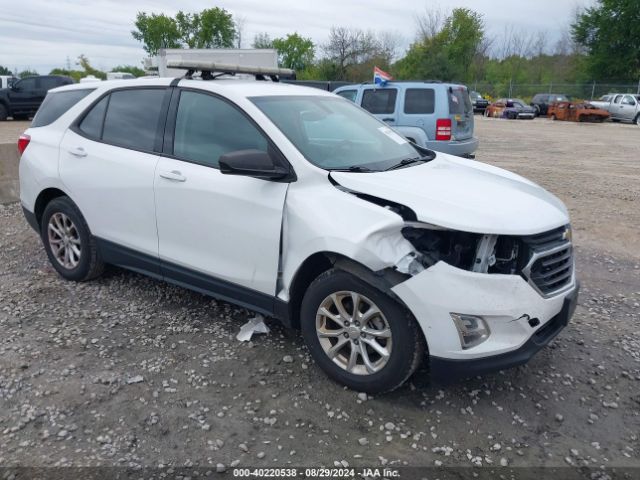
(69, 146), (87, 158)
(382, 117), (394, 123)
(159, 170), (186, 182)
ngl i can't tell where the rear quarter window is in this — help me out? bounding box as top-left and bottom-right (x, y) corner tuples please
(404, 88), (435, 114)
(31, 89), (94, 127)
(361, 89), (397, 114)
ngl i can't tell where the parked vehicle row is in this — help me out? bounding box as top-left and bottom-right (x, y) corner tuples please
(18, 74), (578, 392)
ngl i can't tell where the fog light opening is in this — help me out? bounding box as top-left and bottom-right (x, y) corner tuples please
(450, 313), (490, 349)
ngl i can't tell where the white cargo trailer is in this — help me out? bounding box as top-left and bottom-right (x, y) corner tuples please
(153, 48), (280, 78)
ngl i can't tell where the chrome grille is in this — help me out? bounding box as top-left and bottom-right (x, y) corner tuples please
(521, 227), (574, 297)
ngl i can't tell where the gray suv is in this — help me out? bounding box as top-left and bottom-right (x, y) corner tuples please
(334, 82), (478, 158)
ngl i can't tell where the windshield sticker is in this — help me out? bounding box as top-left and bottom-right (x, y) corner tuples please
(378, 126), (407, 145)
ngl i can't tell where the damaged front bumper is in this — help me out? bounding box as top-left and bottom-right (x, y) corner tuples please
(391, 261), (579, 381)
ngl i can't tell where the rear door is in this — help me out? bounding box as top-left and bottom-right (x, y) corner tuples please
(610, 95), (624, 119)
(447, 86), (474, 140)
(620, 95), (638, 121)
(360, 87), (398, 126)
(397, 87), (436, 139)
(59, 87), (168, 269)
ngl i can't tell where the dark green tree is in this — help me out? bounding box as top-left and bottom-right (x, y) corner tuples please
(0, 65), (12, 75)
(131, 12), (181, 55)
(18, 69), (39, 78)
(272, 33), (315, 71)
(196, 7), (236, 48)
(572, 0), (640, 81)
(111, 65), (146, 77)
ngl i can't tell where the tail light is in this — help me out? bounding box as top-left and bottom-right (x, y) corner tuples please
(435, 119), (452, 141)
(17, 134), (31, 157)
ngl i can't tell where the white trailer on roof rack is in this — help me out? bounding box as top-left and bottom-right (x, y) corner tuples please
(152, 48), (282, 79)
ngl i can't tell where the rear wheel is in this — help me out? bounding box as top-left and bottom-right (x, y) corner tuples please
(634, 114), (640, 126)
(551, 114), (557, 121)
(300, 269), (424, 393)
(41, 197), (104, 282)
(0, 104), (7, 121)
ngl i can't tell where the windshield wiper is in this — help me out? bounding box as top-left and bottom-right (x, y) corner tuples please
(330, 166), (374, 173)
(384, 157), (426, 171)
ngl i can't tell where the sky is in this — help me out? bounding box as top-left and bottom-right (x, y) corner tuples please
(0, 0), (582, 74)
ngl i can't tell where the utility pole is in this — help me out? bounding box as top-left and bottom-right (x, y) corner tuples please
(637, 78), (640, 95)
(508, 78), (513, 98)
(591, 81), (596, 100)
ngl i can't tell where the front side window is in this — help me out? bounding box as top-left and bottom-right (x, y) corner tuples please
(32, 89), (94, 127)
(101, 89), (166, 151)
(16, 77), (37, 91)
(622, 95), (636, 106)
(361, 89), (397, 114)
(40, 77), (64, 91)
(252, 95), (424, 171)
(173, 90), (268, 168)
(404, 88), (435, 114)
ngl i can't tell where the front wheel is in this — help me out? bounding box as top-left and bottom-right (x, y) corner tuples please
(634, 114), (640, 126)
(300, 269), (424, 393)
(41, 196), (104, 282)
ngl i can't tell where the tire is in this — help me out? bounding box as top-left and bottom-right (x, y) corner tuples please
(0, 104), (7, 121)
(550, 114), (557, 121)
(300, 269), (425, 393)
(634, 114), (640, 126)
(534, 105), (540, 117)
(40, 196), (104, 282)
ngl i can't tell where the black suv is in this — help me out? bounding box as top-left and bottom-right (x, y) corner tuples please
(530, 93), (570, 117)
(0, 75), (73, 121)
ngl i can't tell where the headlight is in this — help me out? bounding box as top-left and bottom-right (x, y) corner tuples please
(450, 313), (490, 349)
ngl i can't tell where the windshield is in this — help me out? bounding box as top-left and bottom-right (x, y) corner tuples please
(251, 95), (427, 171)
(470, 91), (482, 100)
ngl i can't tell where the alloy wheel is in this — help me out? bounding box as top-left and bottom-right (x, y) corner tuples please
(47, 212), (81, 269)
(315, 291), (392, 375)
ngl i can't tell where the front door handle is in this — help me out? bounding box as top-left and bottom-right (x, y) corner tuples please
(159, 170), (186, 182)
(69, 146), (87, 158)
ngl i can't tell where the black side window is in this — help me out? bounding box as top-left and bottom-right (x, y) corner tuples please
(173, 90), (268, 168)
(101, 89), (166, 151)
(336, 90), (357, 102)
(32, 89), (94, 127)
(361, 89), (397, 114)
(39, 77), (63, 91)
(79, 95), (109, 139)
(16, 77), (37, 91)
(404, 88), (435, 114)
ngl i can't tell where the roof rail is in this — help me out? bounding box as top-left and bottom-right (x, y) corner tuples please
(165, 60), (295, 81)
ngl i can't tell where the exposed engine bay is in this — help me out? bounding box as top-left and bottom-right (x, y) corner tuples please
(400, 226), (522, 275)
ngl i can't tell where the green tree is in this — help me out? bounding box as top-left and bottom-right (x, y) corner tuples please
(572, 0), (640, 81)
(252, 32), (273, 49)
(0, 65), (12, 75)
(394, 8), (485, 83)
(131, 12), (181, 55)
(271, 33), (315, 71)
(196, 7), (236, 48)
(77, 54), (106, 79)
(111, 65), (146, 77)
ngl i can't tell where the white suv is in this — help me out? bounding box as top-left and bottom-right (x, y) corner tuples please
(18, 77), (579, 393)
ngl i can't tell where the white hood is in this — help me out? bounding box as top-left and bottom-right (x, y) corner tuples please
(330, 154), (569, 235)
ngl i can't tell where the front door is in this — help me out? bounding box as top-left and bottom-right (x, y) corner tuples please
(9, 77), (41, 115)
(154, 89), (289, 303)
(360, 87), (398, 126)
(620, 95), (638, 121)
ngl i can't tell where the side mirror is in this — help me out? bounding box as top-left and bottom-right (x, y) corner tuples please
(219, 149), (293, 182)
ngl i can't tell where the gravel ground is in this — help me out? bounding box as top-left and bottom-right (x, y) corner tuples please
(0, 120), (29, 144)
(0, 117), (639, 476)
